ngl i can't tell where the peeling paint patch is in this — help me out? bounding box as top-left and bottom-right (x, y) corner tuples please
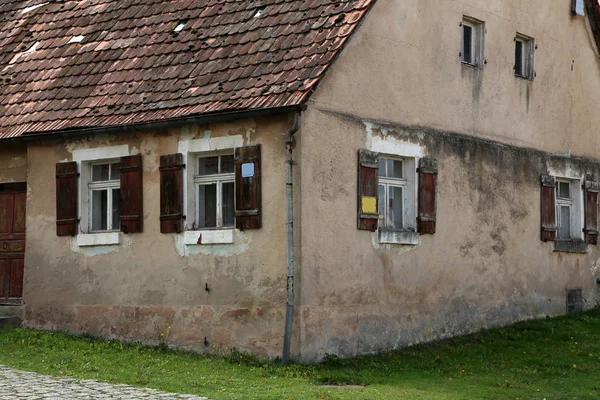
(364, 121), (425, 157)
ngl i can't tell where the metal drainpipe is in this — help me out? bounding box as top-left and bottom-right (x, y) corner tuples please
(282, 112), (301, 364)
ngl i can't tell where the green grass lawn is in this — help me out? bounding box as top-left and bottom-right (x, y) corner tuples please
(1, 310), (600, 400)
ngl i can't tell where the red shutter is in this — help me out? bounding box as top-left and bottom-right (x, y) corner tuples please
(418, 157), (438, 234)
(235, 145), (261, 230)
(120, 154), (143, 233)
(357, 149), (379, 231)
(56, 161), (79, 236)
(540, 175), (557, 242)
(159, 153), (185, 234)
(585, 179), (599, 245)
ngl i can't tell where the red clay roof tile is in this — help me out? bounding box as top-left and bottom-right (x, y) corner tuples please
(0, 0), (374, 139)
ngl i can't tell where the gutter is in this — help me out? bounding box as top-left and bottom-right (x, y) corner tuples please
(282, 111), (301, 365)
(0, 105), (306, 143)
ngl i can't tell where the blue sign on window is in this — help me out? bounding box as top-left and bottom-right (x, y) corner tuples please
(242, 162), (255, 178)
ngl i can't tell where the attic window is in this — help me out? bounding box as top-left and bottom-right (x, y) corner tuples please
(21, 3), (48, 14)
(514, 33), (534, 80)
(174, 21), (187, 32)
(24, 41), (40, 54)
(68, 35), (85, 44)
(253, 8), (265, 18)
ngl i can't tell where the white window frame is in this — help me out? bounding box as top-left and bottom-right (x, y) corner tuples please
(378, 157), (409, 231)
(72, 145), (131, 247)
(193, 151), (235, 230)
(555, 178), (584, 241)
(515, 33), (534, 80)
(461, 17), (484, 67)
(178, 136), (244, 246)
(377, 155), (418, 245)
(88, 161), (120, 233)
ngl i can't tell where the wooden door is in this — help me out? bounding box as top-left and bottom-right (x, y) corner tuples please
(0, 184), (26, 303)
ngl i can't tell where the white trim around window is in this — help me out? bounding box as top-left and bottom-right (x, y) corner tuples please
(71, 145), (131, 246)
(555, 177), (584, 241)
(178, 135), (243, 246)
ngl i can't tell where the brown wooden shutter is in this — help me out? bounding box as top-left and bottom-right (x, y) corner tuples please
(357, 149), (379, 231)
(159, 153), (185, 233)
(120, 154), (143, 233)
(56, 161), (79, 236)
(235, 145), (261, 230)
(585, 178), (599, 245)
(418, 157), (438, 234)
(540, 174), (557, 242)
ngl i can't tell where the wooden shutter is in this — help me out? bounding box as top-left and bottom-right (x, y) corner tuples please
(357, 149), (379, 231)
(235, 145), (261, 230)
(585, 179), (599, 245)
(56, 161), (79, 236)
(159, 153), (185, 233)
(418, 157), (438, 234)
(540, 174), (557, 242)
(120, 154), (143, 233)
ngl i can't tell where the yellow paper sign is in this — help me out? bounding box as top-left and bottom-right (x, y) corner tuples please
(361, 196), (377, 214)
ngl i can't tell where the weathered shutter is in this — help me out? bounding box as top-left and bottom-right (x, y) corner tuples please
(357, 149), (379, 231)
(159, 153), (184, 233)
(418, 157), (438, 234)
(56, 161), (79, 236)
(120, 154), (143, 233)
(585, 178), (599, 245)
(235, 144), (261, 230)
(540, 175), (557, 242)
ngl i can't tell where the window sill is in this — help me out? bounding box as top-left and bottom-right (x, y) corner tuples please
(184, 230), (234, 245)
(553, 240), (587, 254)
(461, 61), (481, 68)
(378, 229), (419, 245)
(76, 232), (120, 247)
(514, 74), (533, 81)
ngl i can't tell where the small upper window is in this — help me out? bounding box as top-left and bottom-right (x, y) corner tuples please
(89, 162), (120, 232)
(461, 17), (484, 66)
(515, 34), (534, 80)
(194, 153), (235, 229)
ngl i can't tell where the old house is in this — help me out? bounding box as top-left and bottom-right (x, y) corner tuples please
(2, 0), (600, 362)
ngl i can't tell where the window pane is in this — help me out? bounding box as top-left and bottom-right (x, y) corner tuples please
(515, 40), (523, 76)
(198, 184), (217, 228)
(378, 184), (385, 226)
(221, 155), (234, 174)
(91, 189), (108, 231)
(462, 25), (472, 63)
(388, 160), (402, 179)
(198, 156), (219, 176)
(112, 188), (120, 231)
(378, 159), (386, 177)
(559, 205), (570, 239)
(222, 182), (235, 227)
(92, 164), (110, 181)
(110, 163), (120, 180)
(558, 182), (570, 199)
(388, 186), (403, 229)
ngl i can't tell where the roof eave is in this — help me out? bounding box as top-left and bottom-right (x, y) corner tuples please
(1, 104), (307, 143)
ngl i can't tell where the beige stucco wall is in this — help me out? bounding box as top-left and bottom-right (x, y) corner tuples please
(0, 143), (27, 183)
(311, 0), (600, 157)
(294, 0), (600, 361)
(23, 115), (292, 358)
(296, 108), (600, 361)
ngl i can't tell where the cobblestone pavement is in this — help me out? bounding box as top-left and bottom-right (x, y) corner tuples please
(0, 366), (209, 399)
